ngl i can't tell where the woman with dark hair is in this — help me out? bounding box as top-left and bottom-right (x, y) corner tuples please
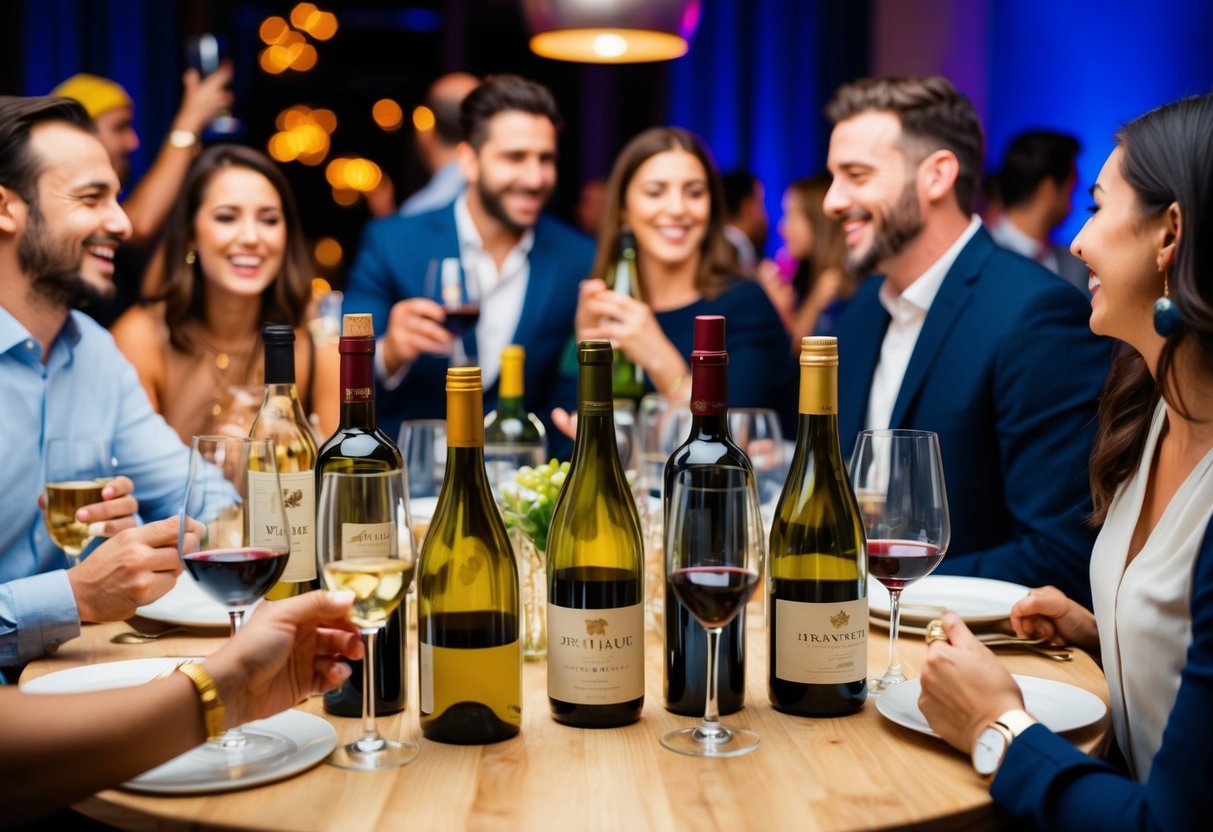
(572, 127), (791, 412)
(112, 144), (337, 440)
(757, 174), (857, 343)
(918, 93), (1213, 830)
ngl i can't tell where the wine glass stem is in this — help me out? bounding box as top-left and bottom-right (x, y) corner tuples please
(885, 589), (904, 682)
(698, 626), (727, 740)
(218, 607), (249, 748)
(358, 630), (385, 750)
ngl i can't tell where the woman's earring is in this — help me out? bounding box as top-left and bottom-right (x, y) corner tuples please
(185, 250), (197, 265)
(1153, 273), (1181, 337)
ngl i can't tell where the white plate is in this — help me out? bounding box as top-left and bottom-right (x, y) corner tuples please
(867, 575), (1029, 625)
(137, 574), (240, 628)
(876, 674), (1107, 738)
(22, 657), (336, 794)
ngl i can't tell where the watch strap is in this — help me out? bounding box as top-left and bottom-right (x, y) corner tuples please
(167, 129), (198, 150)
(166, 660), (225, 740)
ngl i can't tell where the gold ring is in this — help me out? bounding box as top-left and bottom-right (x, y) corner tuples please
(924, 619), (948, 646)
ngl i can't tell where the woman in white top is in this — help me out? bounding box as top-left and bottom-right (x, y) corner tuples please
(917, 92), (1213, 829)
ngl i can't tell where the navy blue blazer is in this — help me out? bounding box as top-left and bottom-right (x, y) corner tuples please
(342, 204), (595, 441)
(989, 514), (1213, 831)
(835, 227), (1109, 607)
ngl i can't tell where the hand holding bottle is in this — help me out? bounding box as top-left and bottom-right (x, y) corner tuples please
(576, 281), (686, 395)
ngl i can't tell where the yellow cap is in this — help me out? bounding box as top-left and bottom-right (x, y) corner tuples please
(50, 73), (133, 119)
(500, 345), (524, 399)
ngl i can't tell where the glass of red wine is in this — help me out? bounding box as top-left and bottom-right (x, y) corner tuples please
(662, 466), (763, 757)
(178, 435), (291, 770)
(426, 257), (480, 365)
(848, 429), (950, 694)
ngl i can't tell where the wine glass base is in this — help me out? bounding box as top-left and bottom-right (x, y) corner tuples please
(660, 725), (760, 758)
(867, 673), (908, 696)
(191, 730), (293, 775)
(326, 738), (419, 771)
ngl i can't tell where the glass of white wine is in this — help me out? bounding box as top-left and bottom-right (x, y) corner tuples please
(43, 437), (117, 568)
(318, 469), (419, 770)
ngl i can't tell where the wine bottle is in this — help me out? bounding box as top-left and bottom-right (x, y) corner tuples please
(252, 324), (320, 600)
(768, 336), (868, 716)
(316, 313), (407, 717)
(663, 315), (750, 716)
(607, 229), (645, 402)
(546, 340), (645, 727)
(483, 344), (547, 487)
(418, 366), (522, 744)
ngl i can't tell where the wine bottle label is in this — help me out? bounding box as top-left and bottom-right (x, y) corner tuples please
(254, 470), (315, 582)
(420, 639), (522, 724)
(774, 598), (867, 684)
(340, 522), (395, 559)
(547, 603), (644, 704)
(247, 470), (289, 551)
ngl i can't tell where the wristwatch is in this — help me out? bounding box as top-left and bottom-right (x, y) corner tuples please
(167, 129), (198, 150)
(972, 708), (1036, 776)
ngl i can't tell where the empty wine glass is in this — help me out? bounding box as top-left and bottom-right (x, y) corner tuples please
(178, 435), (291, 771)
(318, 470), (419, 770)
(43, 437), (117, 568)
(848, 429), (950, 693)
(424, 257), (480, 365)
(662, 466), (763, 757)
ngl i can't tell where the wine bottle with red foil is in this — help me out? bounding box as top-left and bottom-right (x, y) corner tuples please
(767, 336), (867, 716)
(316, 313), (407, 716)
(546, 340), (645, 727)
(252, 324), (320, 600)
(662, 315), (753, 716)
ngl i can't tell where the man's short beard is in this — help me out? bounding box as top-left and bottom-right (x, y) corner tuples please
(19, 200), (113, 310)
(477, 179), (547, 236)
(847, 181), (925, 275)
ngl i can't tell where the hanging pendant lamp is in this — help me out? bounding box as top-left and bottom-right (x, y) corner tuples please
(521, 0), (701, 64)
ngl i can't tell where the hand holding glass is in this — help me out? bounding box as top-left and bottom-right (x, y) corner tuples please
(43, 438), (117, 567)
(317, 470), (418, 770)
(848, 429), (950, 693)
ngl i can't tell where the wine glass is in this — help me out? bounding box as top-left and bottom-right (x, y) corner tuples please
(848, 429), (950, 693)
(661, 466), (763, 757)
(317, 470), (419, 770)
(178, 435), (291, 770)
(43, 437), (118, 568)
(425, 257), (480, 365)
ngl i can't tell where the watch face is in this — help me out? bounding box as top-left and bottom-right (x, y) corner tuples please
(973, 726), (1008, 776)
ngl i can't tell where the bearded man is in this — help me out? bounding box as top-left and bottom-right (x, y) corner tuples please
(344, 74), (594, 441)
(824, 76), (1108, 606)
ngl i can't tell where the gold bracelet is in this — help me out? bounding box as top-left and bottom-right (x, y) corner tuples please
(169, 661), (225, 740)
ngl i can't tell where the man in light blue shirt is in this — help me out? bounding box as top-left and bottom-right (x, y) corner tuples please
(398, 72), (479, 216)
(0, 96), (195, 674)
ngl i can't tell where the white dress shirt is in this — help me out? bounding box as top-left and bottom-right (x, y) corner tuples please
(377, 193), (533, 390)
(990, 216), (1058, 274)
(865, 216), (982, 431)
(1090, 400), (1213, 781)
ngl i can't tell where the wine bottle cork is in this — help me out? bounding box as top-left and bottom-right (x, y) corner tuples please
(342, 313), (373, 338)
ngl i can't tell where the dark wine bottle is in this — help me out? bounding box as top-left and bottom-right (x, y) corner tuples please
(316, 313), (407, 717)
(607, 229), (645, 402)
(546, 340), (645, 727)
(768, 336), (868, 716)
(252, 324), (321, 600)
(418, 366), (522, 744)
(663, 315), (750, 716)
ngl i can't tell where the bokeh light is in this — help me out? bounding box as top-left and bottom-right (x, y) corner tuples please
(412, 105), (435, 132)
(314, 237), (343, 268)
(372, 99), (404, 131)
(259, 16), (289, 45)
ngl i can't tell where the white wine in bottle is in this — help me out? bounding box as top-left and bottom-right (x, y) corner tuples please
(768, 336), (867, 716)
(418, 366), (522, 744)
(546, 340), (645, 727)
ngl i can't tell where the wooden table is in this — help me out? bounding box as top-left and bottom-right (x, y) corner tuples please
(22, 611), (1109, 831)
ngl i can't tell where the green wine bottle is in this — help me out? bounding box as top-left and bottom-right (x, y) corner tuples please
(608, 229), (645, 402)
(483, 344), (547, 487)
(418, 366), (522, 744)
(547, 340), (645, 727)
(316, 313), (407, 717)
(767, 336), (868, 716)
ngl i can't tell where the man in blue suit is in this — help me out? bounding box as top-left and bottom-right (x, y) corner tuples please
(344, 75), (595, 443)
(824, 76), (1108, 607)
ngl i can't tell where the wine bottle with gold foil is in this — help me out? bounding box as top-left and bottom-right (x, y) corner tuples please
(483, 344), (547, 486)
(418, 366), (522, 743)
(546, 340), (645, 727)
(316, 313), (407, 716)
(663, 315), (750, 715)
(252, 324), (320, 600)
(607, 230), (645, 402)
(768, 336), (867, 716)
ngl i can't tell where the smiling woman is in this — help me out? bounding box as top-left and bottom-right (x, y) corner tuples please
(110, 145), (338, 441)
